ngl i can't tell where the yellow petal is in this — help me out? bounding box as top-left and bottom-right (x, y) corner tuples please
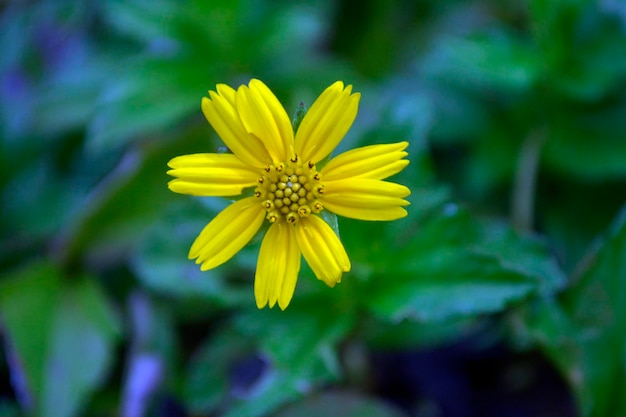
(295, 216), (350, 287)
(167, 153), (259, 196)
(201, 84), (271, 168)
(295, 81), (360, 164)
(190, 197), (265, 270)
(322, 179), (410, 221)
(255, 222), (301, 310)
(236, 79), (292, 163)
(321, 142), (410, 181)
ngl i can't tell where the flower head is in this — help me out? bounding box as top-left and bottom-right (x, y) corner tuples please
(167, 79), (410, 309)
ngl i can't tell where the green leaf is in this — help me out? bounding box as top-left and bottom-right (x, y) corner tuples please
(364, 207), (557, 322)
(368, 251), (536, 322)
(60, 126), (207, 263)
(274, 391), (406, 417)
(291, 101), (307, 134)
(42, 278), (121, 417)
(239, 304), (354, 380)
(363, 316), (477, 351)
(33, 60), (106, 136)
(1, 160), (82, 240)
(131, 200), (253, 306)
(543, 117), (626, 180)
(521, 204), (626, 417)
(476, 219), (568, 295)
(222, 374), (301, 417)
(87, 57), (211, 151)
(539, 180), (626, 273)
(184, 328), (254, 415)
(425, 32), (542, 94)
(0, 263), (121, 417)
(530, 0), (585, 60)
(0, 401), (20, 417)
(183, 323), (301, 417)
(427, 88), (491, 144)
(0, 263), (59, 411)
(563, 205), (626, 417)
(103, 0), (239, 54)
(184, 303), (355, 417)
(530, 0), (626, 101)
(462, 124), (522, 199)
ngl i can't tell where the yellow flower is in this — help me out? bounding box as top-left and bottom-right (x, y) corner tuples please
(167, 79), (410, 310)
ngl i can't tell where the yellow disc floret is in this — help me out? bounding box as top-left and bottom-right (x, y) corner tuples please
(255, 155), (324, 224)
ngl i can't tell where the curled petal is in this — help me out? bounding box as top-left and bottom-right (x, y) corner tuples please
(295, 82), (360, 164)
(295, 215), (350, 287)
(167, 153), (258, 196)
(255, 222), (301, 310)
(321, 142), (410, 181)
(190, 197), (265, 270)
(236, 79), (293, 163)
(322, 179), (410, 221)
(202, 84), (271, 168)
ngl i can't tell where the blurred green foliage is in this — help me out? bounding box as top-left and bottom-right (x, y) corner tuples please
(1, 0), (625, 416)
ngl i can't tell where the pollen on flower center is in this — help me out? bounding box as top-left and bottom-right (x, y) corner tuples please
(254, 155), (324, 224)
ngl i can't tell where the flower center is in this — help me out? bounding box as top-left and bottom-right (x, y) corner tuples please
(254, 155), (324, 224)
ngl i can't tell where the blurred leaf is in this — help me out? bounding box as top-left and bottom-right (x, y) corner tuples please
(543, 116), (626, 179)
(87, 57), (210, 151)
(33, 60), (107, 136)
(562, 204), (626, 417)
(132, 201), (220, 297)
(0, 263), (59, 411)
(60, 126), (207, 264)
(369, 251), (535, 323)
(131, 200), (252, 306)
(0, 262), (120, 417)
(1, 161), (76, 240)
(364, 207), (561, 322)
(90, 0), (338, 152)
(238, 304), (354, 380)
(476, 219), (568, 294)
(531, 0), (626, 100)
(462, 123), (521, 199)
(427, 87), (492, 144)
(274, 390), (405, 417)
(357, 81), (433, 182)
(530, 0), (588, 62)
(42, 276), (121, 417)
(363, 316), (478, 351)
(103, 0), (191, 45)
(184, 327), (254, 415)
(0, 401), (19, 417)
(184, 323), (300, 417)
(331, 1), (397, 77)
(222, 373), (302, 417)
(522, 204), (626, 417)
(103, 0), (240, 54)
(229, 305), (355, 417)
(425, 32), (541, 94)
(185, 303), (355, 417)
(538, 180), (626, 273)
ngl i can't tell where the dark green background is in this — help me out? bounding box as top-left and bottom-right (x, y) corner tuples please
(1, 0), (625, 416)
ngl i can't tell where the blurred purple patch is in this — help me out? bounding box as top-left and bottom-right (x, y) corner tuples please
(229, 353), (270, 399)
(121, 354), (163, 417)
(1, 69), (29, 98)
(34, 22), (87, 73)
(0, 68), (32, 138)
